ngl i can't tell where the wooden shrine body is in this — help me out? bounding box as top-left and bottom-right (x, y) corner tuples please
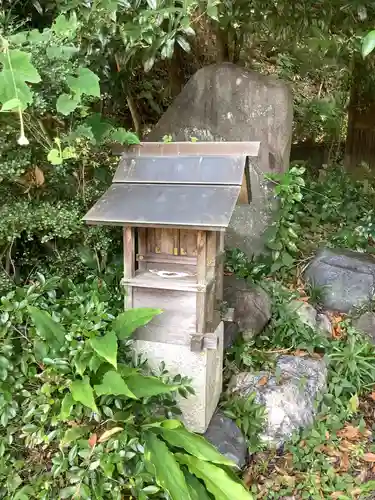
(84, 141), (260, 432)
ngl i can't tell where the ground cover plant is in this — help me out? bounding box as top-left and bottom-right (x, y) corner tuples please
(0, 274), (252, 499)
(224, 163), (375, 499)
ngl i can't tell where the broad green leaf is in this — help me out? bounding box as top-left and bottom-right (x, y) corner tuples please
(94, 370), (137, 399)
(144, 432), (191, 500)
(0, 50), (41, 83)
(46, 45), (78, 60)
(61, 425), (90, 446)
(47, 148), (62, 165)
(52, 13), (78, 38)
(70, 376), (98, 413)
(67, 67), (100, 98)
(126, 374), (180, 398)
(184, 471), (211, 500)
(281, 251), (294, 267)
(28, 306), (65, 349)
(0, 98), (21, 112)
(60, 486), (79, 499)
(110, 128), (140, 145)
(176, 454), (252, 499)
(0, 70), (33, 110)
(56, 93), (80, 116)
(60, 393), (75, 420)
(90, 331), (118, 369)
(155, 427), (235, 466)
(362, 30), (375, 58)
(113, 308), (162, 340)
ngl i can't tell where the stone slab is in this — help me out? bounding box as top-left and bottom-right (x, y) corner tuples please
(134, 322), (224, 433)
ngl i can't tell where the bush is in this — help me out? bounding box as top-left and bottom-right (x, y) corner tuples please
(0, 275), (252, 499)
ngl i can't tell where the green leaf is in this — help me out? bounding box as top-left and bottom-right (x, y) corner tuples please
(94, 370), (137, 399)
(52, 13), (78, 38)
(176, 454), (252, 499)
(46, 45), (78, 60)
(155, 427), (235, 466)
(56, 93), (80, 115)
(13, 485), (35, 500)
(0, 98), (21, 112)
(281, 251), (295, 267)
(184, 471), (211, 500)
(0, 70), (33, 110)
(28, 306), (65, 350)
(60, 393), (75, 420)
(113, 308), (162, 340)
(144, 432), (191, 500)
(110, 128), (140, 145)
(126, 374), (179, 398)
(70, 376), (98, 413)
(0, 50), (41, 83)
(177, 36), (191, 53)
(67, 67), (100, 98)
(90, 331), (118, 369)
(60, 486), (79, 499)
(362, 30), (375, 58)
(47, 148), (62, 165)
(61, 425), (90, 446)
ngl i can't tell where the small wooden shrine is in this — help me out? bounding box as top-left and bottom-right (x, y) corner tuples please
(83, 141), (260, 432)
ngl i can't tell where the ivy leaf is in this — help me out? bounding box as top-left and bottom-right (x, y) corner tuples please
(0, 50), (41, 83)
(0, 98), (21, 112)
(28, 306), (65, 350)
(47, 148), (62, 165)
(46, 45), (78, 60)
(94, 370), (137, 399)
(154, 427), (235, 466)
(67, 67), (100, 98)
(0, 71), (33, 110)
(126, 374), (180, 398)
(90, 331), (118, 369)
(59, 393), (75, 420)
(70, 376), (98, 413)
(61, 425), (91, 446)
(144, 432), (191, 500)
(112, 308), (162, 340)
(362, 30), (375, 58)
(56, 93), (80, 116)
(176, 454), (252, 499)
(110, 128), (140, 145)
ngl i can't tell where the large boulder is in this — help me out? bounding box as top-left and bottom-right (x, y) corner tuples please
(147, 63), (293, 256)
(203, 410), (248, 468)
(223, 275), (272, 341)
(228, 355), (327, 447)
(352, 312), (375, 344)
(305, 248), (375, 313)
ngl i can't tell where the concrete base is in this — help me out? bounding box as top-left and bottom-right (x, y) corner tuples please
(134, 322), (224, 433)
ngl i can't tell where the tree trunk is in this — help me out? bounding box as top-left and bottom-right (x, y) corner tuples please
(345, 58), (375, 173)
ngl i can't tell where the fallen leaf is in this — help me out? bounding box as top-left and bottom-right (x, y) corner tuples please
(294, 349), (308, 357)
(339, 451), (350, 472)
(34, 166), (45, 186)
(258, 376), (268, 386)
(370, 391), (375, 401)
(88, 433), (97, 448)
(337, 425), (361, 441)
(362, 452), (375, 462)
(98, 427), (123, 443)
(331, 492), (345, 499)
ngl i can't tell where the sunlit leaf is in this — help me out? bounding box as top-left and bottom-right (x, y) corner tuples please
(94, 370), (137, 399)
(70, 376), (98, 413)
(90, 331), (118, 369)
(67, 67), (100, 98)
(362, 30), (375, 58)
(144, 432), (191, 500)
(126, 374), (179, 398)
(112, 308), (162, 340)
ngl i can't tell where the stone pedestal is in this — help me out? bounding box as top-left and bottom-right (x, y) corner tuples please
(134, 322), (223, 433)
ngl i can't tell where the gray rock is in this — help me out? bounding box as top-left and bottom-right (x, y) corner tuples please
(287, 299), (332, 336)
(223, 275), (272, 341)
(287, 300), (317, 329)
(147, 63), (293, 257)
(305, 248), (375, 313)
(353, 311), (375, 343)
(203, 410), (247, 468)
(229, 355), (327, 447)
